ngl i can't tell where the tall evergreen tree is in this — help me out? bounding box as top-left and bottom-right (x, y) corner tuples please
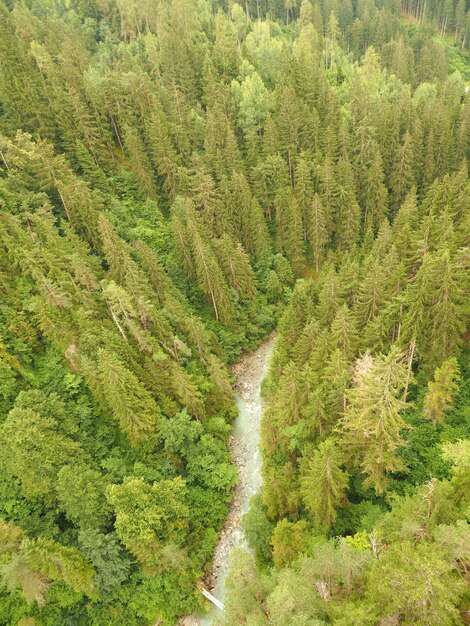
(338, 348), (410, 494)
(423, 357), (461, 425)
(96, 349), (160, 445)
(300, 437), (349, 528)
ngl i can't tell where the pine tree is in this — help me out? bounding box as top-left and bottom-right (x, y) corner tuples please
(423, 358), (461, 425)
(97, 348), (160, 445)
(300, 438), (349, 528)
(330, 304), (358, 359)
(229, 171), (269, 257)
(391, 188), (419, 270)
(269, 362), (308, 453)
(354, 126), (388, 231)
(322, 348), (351, 424)
(402, 247), (468, 370)
(308, 193), (328, 271)
(22, 537), (97, 598)
(275, 187), (305, 277)
(354, 257), (386, 330)
(294, 155), (314, 241)
(273, 78), (301, 182)
(171, 199), (196, 279)
(213, 234), (258, 300)
(122, 124), (157, 199)
(317, 268), (342, 326)
(318, 156), (336, 236)
(169, 361), (204, 418)
(188, 220), (234, 323)
(334, 156), (361, 252)
(146, 106), (181, 200)
(390, 131), (415, 211)
(338, 348), (410, 494)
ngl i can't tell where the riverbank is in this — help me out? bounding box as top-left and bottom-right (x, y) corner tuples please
(180, 333), (276, 626)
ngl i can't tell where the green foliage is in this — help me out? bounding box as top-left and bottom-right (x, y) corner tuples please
(424, 357), (461, 424)
(0, 0), (469, 622)
(242, 494), (274, 565)
(106, 476), (189, 575)
(56, 464), (111, 529)
(339, 348), (410, 494)
(271, 518), (308, 567)
(0, 406), (83, 499)
(367, 541), (466, 625)
(78, 529), (131, 594)
(300, 437), (349, 528)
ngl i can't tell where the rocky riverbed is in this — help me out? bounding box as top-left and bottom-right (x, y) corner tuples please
(181, 333), (276, 626)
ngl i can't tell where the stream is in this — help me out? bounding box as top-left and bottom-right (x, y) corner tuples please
(187, 334), (276, 626)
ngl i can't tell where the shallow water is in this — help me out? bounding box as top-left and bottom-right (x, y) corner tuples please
(198, 334), (276, 625)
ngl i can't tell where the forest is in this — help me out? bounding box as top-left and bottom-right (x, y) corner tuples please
(0, 0), (469, 624)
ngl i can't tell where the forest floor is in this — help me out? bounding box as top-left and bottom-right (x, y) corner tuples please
(178, 333), (276, 626)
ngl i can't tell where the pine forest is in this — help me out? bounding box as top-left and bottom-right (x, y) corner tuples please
(0, 0), (469, 624)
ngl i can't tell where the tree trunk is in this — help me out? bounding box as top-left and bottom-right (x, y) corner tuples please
(403, 336), (416, 401)
(0, 148), (10, 172)
(211, 291), (219, 321)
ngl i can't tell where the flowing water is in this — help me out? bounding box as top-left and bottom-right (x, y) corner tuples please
(195, 334), (276, 626)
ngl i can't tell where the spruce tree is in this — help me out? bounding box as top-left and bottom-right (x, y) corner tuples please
(330, 303), (359, 359)
(338, 348), (410, 494)
(402, 247), (468, 370)
(334, 156), (361, 251)
(275, 187), (305, 277)
(390, 131), (415, 211)
(308, 193), (328, 272)
(300, 438), (349, 528)
(97, 348), (160, 445)
(423, 358), (461, 425)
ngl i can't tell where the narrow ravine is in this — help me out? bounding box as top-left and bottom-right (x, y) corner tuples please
(183, 334), (276, 626)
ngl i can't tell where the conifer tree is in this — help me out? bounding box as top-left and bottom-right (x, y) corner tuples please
(213, 234), (258, 300)
(391, 188), (419, 270)
(300, 438), (349, 528)
(402, 247), (468, 370)
(308, 193), (328, 272)
(334, 156), (361, 251)
(423, 358), (461, 425)
(354, 258), (387, 330)
(322, 349), (351, 422)
(354, 126), (388, 230)
(146, 107), (181, 199)
(22, 537), (97, 599)
(273, 79), (300, 182)
(122, 124), (157, 199)
(229, 170), (269, 257)
(187, 220), (234, 323)
(338, 348), (410, 494)
(171, 200), (196, 279)
(330, 303), (359, 359)
(0, 519), (97, 603)
(318, 156), (336, 236)
(317, 268), (342, 326)
(390, 131), (415, 210)
(275, 187), (305, 277)
(294, 155), (314, 241)
(97, 348), (160, 445)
